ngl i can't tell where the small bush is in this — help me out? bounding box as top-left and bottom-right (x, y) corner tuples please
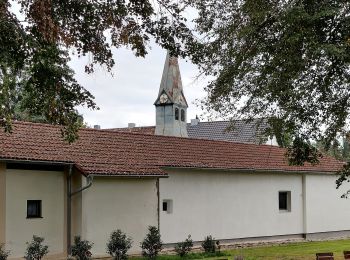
(201, 235), (216, 253)
(0, 244), (10, 260)
(216, 240), (221, 252)
(141, 226), (163, 260)
(106, 229), (133, 260)
(71, 236), (93, 260)
(24, 236), (49, 260)
(175, 235), (193, 257)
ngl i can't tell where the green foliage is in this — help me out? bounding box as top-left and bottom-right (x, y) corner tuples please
(201, 236), (216, 254)
(130, 251), (227, 260)
(71, 236), (93, 260)
(175, 235), (193, 257)
(188, 0), (350, 189)
(287, 137), (322, 166)
(0, 244), (10, 260)
(0, 29), (96, 142)
(24, 235), (49, 260)
(141, 226), (163, 260)
(0, 0), (196, 141)
(130, 239), (350, 260)
(106, 229), (133, 260)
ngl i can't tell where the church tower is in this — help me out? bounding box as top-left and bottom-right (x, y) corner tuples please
(154, 52), (188, 137)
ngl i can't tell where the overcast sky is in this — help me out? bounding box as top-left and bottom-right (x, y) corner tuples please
(9, 1), (208, 129)
(69, 45), (208, 129)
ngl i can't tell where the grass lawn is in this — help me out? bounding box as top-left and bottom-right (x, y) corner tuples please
(132, 239), (350, 260)
(225, 239), (350, 259)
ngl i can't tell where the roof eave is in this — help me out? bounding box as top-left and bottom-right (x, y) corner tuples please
(161, 166), (338, 175)
(0, 158), (74, 166)
(88, 173), (168, 178)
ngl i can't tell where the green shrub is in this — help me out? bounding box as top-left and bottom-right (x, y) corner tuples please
(175, 235), (193, 257)
(106, 229), (133, 260)
(216, 240), (221, 252)
(0, 244), (10, 260)
(24, 236), (49, 260)
(71, 236), (93, 260)
(201, 235), (216, 253)
(141, 226), (163, 259)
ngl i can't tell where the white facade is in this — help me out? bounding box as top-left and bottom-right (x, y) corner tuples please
(5, 169), (66, 259)
(304, 174), (350, 234)
(80, 177), (158, 256)
(159, 170), (304, 243)
(2, 164), (350, 259)
(159, 169), (350, 243)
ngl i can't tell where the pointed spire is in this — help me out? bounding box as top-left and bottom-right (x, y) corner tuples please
(156, 51), (188, 107)
(154, 51), (188, 138)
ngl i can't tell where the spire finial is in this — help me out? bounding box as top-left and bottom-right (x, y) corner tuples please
(156, 50), (187, 107)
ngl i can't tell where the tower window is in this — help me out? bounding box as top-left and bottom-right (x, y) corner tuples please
(175, 108), (179, 120)
(181, 109), (185, 122)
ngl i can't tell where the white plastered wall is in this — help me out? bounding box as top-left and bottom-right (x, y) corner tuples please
(5, 169), (65, 258)
(159, 170), (304, 243)
(71, 170), (82, 240)
(0, 163), (6, 245)
(304, 174), (350, 233)
(81, 177), (158, 256)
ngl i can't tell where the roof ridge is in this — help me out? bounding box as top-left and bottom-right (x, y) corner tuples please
(108, 126), (155, 130)
(11, 120), (277, 149)
(187, 118), (268, 124)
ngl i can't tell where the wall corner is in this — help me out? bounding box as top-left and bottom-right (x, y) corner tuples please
(0, 163), (6, 244)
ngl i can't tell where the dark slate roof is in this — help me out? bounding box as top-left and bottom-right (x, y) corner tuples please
(110, 119), (268, 144)
(187, 120), (268, 144)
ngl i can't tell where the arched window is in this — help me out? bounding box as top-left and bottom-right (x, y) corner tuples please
(175, 108), (179, 120)
(181, 109), (185, 122)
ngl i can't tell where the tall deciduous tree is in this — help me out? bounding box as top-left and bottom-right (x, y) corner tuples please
(188, 0), (350, 185)
(0, 0), (195, 141)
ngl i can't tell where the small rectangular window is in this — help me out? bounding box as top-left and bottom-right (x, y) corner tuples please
(162, 201), (168, 211)
(162, 200), (173, 214)
(27, 200), (42, 218)
(279, 191), (291, 212)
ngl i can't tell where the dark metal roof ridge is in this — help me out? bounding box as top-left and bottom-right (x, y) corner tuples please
(161, 166), (337, 175)
(88, 173), (168, 178)
(0, 158), (74, 166)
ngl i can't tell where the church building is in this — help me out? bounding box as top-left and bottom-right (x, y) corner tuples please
(0, 53), (349, 259)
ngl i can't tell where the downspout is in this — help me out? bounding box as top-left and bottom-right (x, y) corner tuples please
(67, 166), (94, 256)
(67, 165), (73, 256)
(156, 178), (160, 230)
(302, 173), (307, 239)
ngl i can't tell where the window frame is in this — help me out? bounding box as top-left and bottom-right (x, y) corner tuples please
(27, 200), (42, 219)
(162, 199), (173, 214)
(181, 109), (185, 122)
(175, 108), (179, 120)
(278, 191), (291, 212)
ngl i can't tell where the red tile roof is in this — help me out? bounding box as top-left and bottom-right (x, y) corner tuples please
(0, 121), (343, 176)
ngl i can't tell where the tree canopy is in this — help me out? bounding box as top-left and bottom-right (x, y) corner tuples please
(188, 0), (350, 186)
(0, 0), (195, 141)
(2, 0), (350, 189)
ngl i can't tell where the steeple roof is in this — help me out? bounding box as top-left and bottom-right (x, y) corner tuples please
(155, 51), (188, 107)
